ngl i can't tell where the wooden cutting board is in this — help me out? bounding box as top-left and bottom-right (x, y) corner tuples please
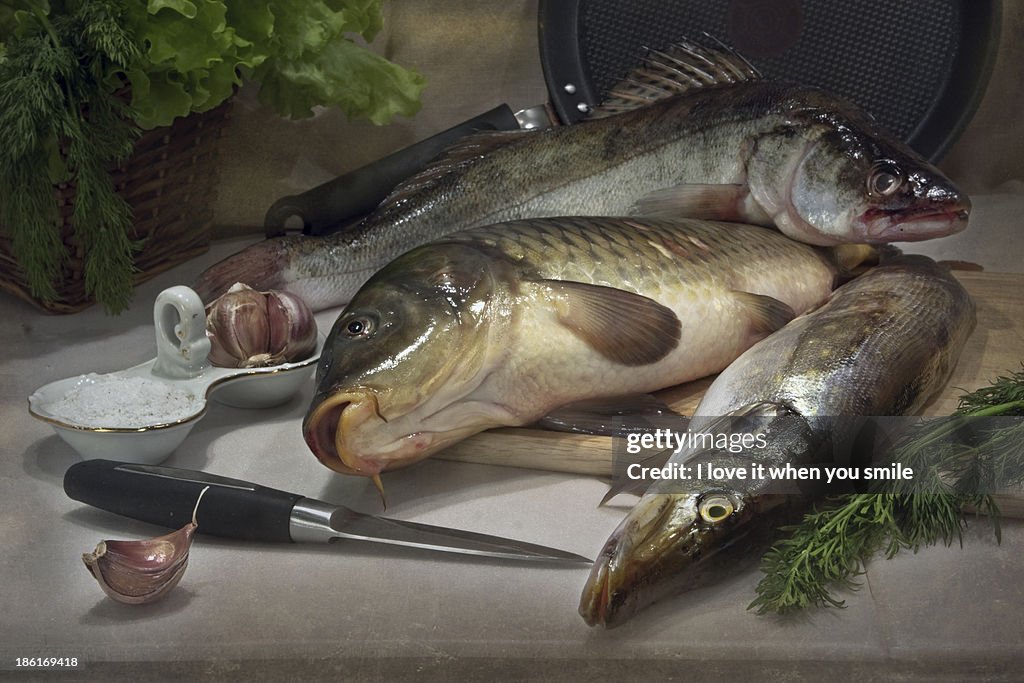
(436, 271), (1024, 513)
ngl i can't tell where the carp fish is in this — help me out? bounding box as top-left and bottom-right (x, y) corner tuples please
(195, 41), (969, 311)
(579, 254), (976, 628)
(301, 216), (864, 485)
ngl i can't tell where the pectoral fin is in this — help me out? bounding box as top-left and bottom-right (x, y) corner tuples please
(631, 184), (757, 223)
(732, 291), (795, 338)
(831, 243), (888, 281)
(545, 280), (681, 366)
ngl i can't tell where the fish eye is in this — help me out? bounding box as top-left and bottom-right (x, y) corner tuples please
(868, 162), (903, 197)
(698, 495), (735, 523)
(343, 316), (375, 339)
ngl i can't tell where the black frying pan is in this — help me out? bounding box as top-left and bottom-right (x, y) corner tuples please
(264, 0), (1000, 238)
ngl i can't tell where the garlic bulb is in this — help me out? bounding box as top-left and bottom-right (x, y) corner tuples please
(206, 283), (317, 368)
(82, 487), (208, 605)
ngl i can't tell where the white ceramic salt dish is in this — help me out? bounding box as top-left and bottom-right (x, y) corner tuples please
(28, 286), (324, 465)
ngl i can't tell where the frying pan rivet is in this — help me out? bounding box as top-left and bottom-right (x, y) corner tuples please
(576, 102), (590, 113)
(564, 83), (577, 94)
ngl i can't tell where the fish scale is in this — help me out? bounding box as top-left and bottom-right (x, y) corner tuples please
(445, 217), (817, 293)
(301, 216), (850, 481)
(435, 221), (786, 408)
(700, 264), (974, 418)
(195, 43), (968, 312)
(580, 254), (976, 627)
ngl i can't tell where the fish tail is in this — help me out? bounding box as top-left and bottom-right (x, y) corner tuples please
(193, 237), (296, 304)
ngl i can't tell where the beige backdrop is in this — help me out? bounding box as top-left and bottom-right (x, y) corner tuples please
(211, 1), (1024, 236)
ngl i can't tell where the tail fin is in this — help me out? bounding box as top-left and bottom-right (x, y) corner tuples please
(193, 237), (293, 304)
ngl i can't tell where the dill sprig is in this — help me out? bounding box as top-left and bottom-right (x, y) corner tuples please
(0, 0), (139, 312)
(955, 366), (1024, 416)
(750, 366), (1024, 615)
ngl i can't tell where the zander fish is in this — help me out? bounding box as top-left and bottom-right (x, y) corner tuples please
(195, 41), (969, 311)
(579, 254), (976, 628)
(301, 216), (865, 487)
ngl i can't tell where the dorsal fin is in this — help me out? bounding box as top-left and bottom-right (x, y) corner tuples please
(371, 129), (531, 217)
(587, 37), (762, 119)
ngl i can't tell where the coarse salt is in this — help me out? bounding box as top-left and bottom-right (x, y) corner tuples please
(46, 374), (203, 428)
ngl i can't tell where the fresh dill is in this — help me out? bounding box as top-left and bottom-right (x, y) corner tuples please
(1, 0), (424, 313)
(750, 366), (1024, 614)
(0, 0), (139, 312)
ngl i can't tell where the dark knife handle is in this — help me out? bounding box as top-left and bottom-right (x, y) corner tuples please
(263, 104), (521, 238)
(63, 459), (304, 542)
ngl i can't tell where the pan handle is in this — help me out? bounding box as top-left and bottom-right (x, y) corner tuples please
(265, 104), (522, 237)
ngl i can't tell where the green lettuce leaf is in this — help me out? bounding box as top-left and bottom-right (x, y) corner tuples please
(127, 67), (191, 128)
(117, 0), (422, 128)
(141, 0), (234, 73)
(225, 0), (272, 44)
(148, 0), (198, 19)
(255, 36), (424, 123)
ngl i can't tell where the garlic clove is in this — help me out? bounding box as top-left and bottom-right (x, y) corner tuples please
(266, 291), (292, 356)
(81, 486), (208, 605)
(230, 299), (272, 364)
(82, 525), (195, 605)
(267, 291), (317, 362)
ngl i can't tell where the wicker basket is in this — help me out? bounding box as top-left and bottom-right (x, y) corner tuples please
(0, 101), (233, 314)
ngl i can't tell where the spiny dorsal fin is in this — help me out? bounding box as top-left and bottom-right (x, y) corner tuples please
(587, 37), (762, 119)
(372, 129), (532, 217)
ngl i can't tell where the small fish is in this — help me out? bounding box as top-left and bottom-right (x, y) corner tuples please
(301, 216), (862, 486)
(579, 254), (976, 627)
(195, 41), (968, 311)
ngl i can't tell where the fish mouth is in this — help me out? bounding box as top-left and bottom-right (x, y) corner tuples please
(303, 393), (383, 476)
(580, 494), (693, 628)
(860, 202), (971, 243)
(302, 391), (440, 477)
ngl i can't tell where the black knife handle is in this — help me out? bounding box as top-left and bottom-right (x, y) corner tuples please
(263, 104), (521, 238)
(63, 459), (303, 542)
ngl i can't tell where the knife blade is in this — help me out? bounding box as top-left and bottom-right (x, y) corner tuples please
(63, 459), (591, 565)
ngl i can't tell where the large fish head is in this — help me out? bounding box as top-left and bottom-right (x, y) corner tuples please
(303, 243), (508, 478)
(748, 94), (970, 246)
(580, 484), (790, 628)
(581, 410), (819, 627)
